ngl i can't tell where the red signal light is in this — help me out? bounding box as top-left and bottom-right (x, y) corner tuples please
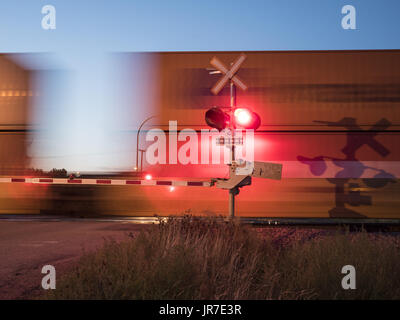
(234, 108), (252, 126)
(234, 108), (261, 130)
(205, 106), (261, 130)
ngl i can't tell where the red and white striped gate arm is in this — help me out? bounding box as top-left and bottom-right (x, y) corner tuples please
(0, 177), (212, 187)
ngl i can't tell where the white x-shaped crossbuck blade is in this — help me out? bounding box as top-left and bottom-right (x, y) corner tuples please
(210, 53), (248, 95)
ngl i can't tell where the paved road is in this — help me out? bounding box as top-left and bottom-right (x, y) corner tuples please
(0, 219), (147, 299)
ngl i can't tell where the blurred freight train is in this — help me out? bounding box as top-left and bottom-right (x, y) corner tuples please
(1, 50), (400, 219)
(0, 54), (36, 214)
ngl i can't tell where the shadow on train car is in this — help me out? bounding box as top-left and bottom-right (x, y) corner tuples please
(297, 117), (398, 219)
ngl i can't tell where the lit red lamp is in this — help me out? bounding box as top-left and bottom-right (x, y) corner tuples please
(205, 106), (260, 130)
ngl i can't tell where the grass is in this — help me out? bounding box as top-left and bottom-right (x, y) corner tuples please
(43, 216), (400, 300)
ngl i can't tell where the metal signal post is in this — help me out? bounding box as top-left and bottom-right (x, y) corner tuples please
(229, 79), (236, 219)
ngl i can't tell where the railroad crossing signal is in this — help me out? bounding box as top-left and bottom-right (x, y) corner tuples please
(210, 53), (248, 95)
(207, 53), (277, 218)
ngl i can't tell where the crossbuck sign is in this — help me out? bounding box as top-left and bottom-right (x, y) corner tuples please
(210, 53), (248, 95)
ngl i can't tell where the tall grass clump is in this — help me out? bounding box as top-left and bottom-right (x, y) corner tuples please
(43, 216), (400, 300)
(282, 230), (400, 299)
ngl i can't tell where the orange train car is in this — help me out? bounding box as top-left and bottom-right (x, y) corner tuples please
(2, 50), (400, 219)
(106, 50), (400, 219)
(0, 54), (40, 214)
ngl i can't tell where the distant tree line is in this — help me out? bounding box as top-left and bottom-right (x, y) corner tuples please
(24, 168), (68, 177)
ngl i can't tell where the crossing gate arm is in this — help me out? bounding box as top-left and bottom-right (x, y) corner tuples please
(0, 177), (213, 187)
